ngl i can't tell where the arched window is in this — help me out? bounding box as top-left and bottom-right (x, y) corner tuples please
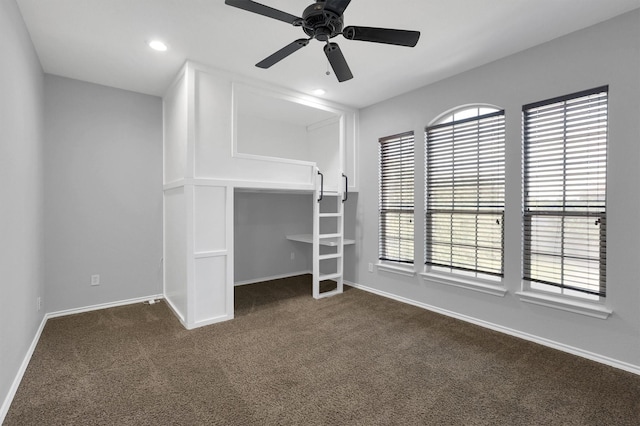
(425, 105), (506, 278)
(432, 105), (501, 125)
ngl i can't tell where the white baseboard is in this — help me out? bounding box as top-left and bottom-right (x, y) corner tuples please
(234, 270), (311, 286)
(185, 314), (234, 330)
(162, 293), (235, 330)
(163, 294), (186, 324)
(0, 314), (47, 425)
(0, 293), (165, 424)
(344, 280), (640, 376)
(46, 294), (164, 319)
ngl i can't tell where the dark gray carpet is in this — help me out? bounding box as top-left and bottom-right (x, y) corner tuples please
(5, 275), (640, 425)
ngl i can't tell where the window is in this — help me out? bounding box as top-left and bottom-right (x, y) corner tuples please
(379, 132), (414, 264)
(523, 86), (608, 299)
(425, 107), (505, 277)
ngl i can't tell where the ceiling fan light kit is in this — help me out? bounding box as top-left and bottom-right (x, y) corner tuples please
(225, 0), (421, 82)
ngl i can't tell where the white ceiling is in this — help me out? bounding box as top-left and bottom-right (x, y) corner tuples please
(16, 0), (640, 109)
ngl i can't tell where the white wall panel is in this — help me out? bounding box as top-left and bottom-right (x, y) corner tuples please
(308, 119), (341, 190)
(237, 114), (310, 161)
(164, 187), (187, 320)
(344, 111), (359, 191)
(163, 73), (188, 184)
(192, 67), (353, 187)
(194, 186), (227, 253)
(194, 68), (233, 179)
(194, 256), (228, 323)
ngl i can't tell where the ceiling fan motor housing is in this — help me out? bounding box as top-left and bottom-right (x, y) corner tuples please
(298, 1), (344, 42)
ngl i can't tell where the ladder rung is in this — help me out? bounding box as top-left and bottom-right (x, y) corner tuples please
(319, 212), (342, 218)
(319, 253), (341, 261)
(319, 272), (342, 281)
(314, 289), (342, 299)
(319, 233), (341, 239)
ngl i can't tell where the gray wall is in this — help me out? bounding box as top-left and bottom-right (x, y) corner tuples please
(356, 10), (640, 369)
(234, 191), (313, 284)
(0, 0), (45, 419)
(44, 75), (163, 312)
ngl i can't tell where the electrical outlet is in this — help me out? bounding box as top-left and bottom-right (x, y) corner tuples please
(368, 263), (373, 272)
(37, 297), (42, 311)
(91, 274), (100, 286)
(290, 252), (295, 260)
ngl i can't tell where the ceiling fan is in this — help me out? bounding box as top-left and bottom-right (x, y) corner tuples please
(224, 0), (421, 82)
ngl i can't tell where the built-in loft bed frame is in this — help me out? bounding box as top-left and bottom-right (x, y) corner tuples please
(163, 61), (358, 330)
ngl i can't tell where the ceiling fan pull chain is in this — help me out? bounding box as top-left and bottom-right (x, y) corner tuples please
(325, 41), (331, 75)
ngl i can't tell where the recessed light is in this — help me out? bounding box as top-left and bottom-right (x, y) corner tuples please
(312, 89), (326, 96)
(148, 40), (168, 52)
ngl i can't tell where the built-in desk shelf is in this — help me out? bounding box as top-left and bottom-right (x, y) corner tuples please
(286, 234), (355, 247)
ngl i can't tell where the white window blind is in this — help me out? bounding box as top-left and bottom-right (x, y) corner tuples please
(523, 86), (608, 297)
(425, 110), (505, 276)
(379, 132), (414, 264)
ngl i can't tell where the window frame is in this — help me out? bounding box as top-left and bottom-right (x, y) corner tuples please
(522, 86), (608, 300)
(424, 106), (506, 279)
(378, 131), (415, 266)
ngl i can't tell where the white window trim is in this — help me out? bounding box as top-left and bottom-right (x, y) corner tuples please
(420, 271), (507, 297)
(516, 286), (612, 320)
(376, 261), (416, 277)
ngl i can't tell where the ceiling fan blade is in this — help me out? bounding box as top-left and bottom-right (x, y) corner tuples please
(225, 0), (301, 25)
(323, 0), (352, 16)
(256, 39), (309, 69)
(343, 26), (420, 47)
(324, 42), (353, 82)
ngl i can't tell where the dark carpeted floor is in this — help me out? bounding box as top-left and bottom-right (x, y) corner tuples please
(5, 275), (640, 425)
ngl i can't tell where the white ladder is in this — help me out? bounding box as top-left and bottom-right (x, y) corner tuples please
(312, 170), (347, 299)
